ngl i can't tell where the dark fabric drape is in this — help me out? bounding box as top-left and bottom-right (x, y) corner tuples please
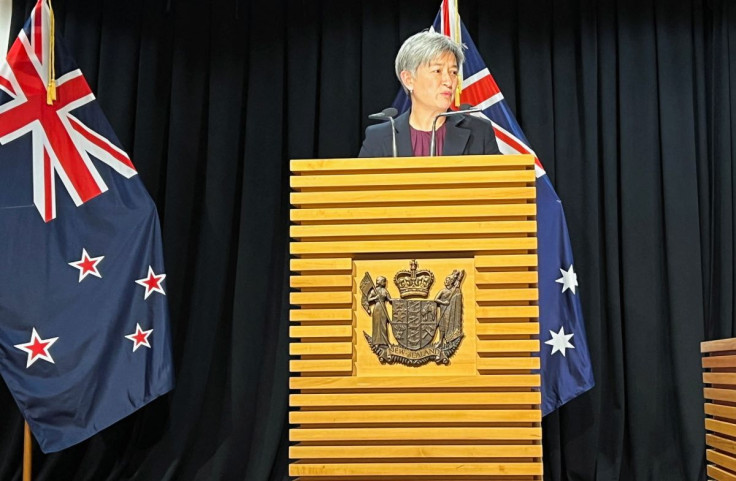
(2, 0), (736, 479)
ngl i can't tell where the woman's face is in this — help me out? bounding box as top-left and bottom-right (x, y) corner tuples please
(402, 51), (459, 117)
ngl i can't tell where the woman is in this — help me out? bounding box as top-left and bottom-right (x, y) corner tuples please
(359, 30), (501, 157)
(367, 276), (392, 347)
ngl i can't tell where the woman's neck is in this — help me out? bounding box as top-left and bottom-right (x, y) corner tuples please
(409, 107), (446, 132)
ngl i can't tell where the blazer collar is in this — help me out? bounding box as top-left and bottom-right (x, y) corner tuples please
(395, 110), (471, 157)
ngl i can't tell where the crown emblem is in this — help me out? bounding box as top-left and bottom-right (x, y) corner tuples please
(394, 260), (434, 298)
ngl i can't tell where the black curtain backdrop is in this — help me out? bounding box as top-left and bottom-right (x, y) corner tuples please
(1, 0), (735, 479)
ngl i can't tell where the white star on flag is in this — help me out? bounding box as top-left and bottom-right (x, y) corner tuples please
(14, 328), (59, 368)
(545, 326), (575, 357)
(135, 266), (166, 299)
(68, 248), (104, 282)
(555, 264), (578, 294)
(125, 323), (153, 351)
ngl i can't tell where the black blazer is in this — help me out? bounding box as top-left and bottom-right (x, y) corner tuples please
(358, 110), (501, 157)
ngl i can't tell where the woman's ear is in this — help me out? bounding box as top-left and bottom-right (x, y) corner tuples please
(400, 70), (414, 93)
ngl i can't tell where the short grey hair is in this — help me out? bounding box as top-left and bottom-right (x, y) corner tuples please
(394, 30), (465, 93)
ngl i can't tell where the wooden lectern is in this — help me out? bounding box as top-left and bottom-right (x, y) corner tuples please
(289, 155), (542, 479)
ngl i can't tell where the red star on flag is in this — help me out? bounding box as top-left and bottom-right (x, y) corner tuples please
(124, 323), (153, 351)
(135, 266), (166, 299)
(68, 248), (104, 282)
(14, 328), (59, 368)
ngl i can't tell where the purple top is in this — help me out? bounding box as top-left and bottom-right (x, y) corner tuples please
(410, 123), (447, 157)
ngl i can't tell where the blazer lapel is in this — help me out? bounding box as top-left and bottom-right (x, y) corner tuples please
(394, 111), (413, 157)
(443, 115), (471, 155)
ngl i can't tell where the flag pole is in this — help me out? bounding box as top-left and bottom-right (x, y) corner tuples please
(23, 421), (32, 481)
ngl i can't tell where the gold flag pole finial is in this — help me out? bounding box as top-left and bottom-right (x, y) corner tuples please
(46, 0), (56, 105)
(453, 0), (462, 107)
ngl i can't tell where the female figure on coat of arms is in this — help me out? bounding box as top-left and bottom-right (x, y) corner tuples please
(367, 276), (393, 347)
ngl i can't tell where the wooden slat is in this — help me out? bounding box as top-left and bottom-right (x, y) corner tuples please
(705, 388), (736, 403)
(289, 342), (352, 356)
(291, 238), (537, 255)
(290, 155), (535, 173)
(290, 275), (352, 288)
(476, 288), (538, 302)
(708, 449), (736, 473)
(290, 375), (538, 390)
(290, 309), (353, 322)
(290, 359), (353, 373)
(289, 444), (542, 459)
(290, 409), (540, 424)
(290, 258), (352, 272)
(290, 187), (536, 206)
(477, 356), (540, 370)
(290, 427), (541, 442)
(477, 340), (540, 353)
(707, 433), (736, 456)
(291, 221), (536, 239)
(290, 292), (352, 306)
(476, 271), (538, 285)
(290, 326), (352, 339)
(477, 306), (540, 319)
(703, 339), (736, 353)
(706, 403), (736, 421)
(476, 254), (538, 268)
(292, 170), (534, 189)
(292, 204), (536, 222)
(706, 418), (736, 438)
(477, 322), (539, 336)
(709, 464), (736, 481)
(704, 355), (736, 369)
(290, 392), (540, 407)
(705, 373), (736, 385)
(289, 462), (542, 477)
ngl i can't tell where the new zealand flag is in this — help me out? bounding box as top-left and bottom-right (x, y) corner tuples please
(0, 0), (174, 452)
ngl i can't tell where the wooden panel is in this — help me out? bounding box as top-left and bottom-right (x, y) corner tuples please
(290, 257), (352, 272)
(290, 444), (542, 459)
(291, 237), (537, 255)
(477, 340), (540, 353)
(707, 419), (736, 438)
(290, 155), (537, 173)
(290, 359), (353, 374)
(476, 288), (538, 302)
(703, 338), (736, 353)
(705, 373), (736, 385)
(707, 434), (736, 456)
(290, 463), (543, 477)
(292, 204), (536, 222)
(291, 221), (536, 239)
(290, 392), (540, 407)
(705, 388), (736, 403)
(290, 342), (353, 356)
(290, 409), (540, 424)
(704, 355), (736, 369)
(290, 375), (537, 390)
(290, 309), (353, 322)
(290, 155), (540, 479)
(706, 403), (736, 421)
(289, 325), (353, 339)
(708, 464), (736, 481)
(476, 306), (540, 319)
(290, 187), (535, 206)
(477, 322), (539, 336)
(477, 356), (540, 371)
(708, 450), (736, 473)
(290, 427), (541, 442)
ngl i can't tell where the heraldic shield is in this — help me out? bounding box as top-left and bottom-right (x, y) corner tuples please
(361, 260), (465, 366)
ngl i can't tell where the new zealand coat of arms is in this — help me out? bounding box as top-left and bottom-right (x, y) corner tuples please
(361, 260), (465, 366)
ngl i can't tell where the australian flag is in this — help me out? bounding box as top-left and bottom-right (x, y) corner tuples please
(394, 0), (594, 415)
(0, 0), (174, 452)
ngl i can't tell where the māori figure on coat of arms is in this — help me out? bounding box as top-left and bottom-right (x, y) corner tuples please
(361, 260), (465, 366)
